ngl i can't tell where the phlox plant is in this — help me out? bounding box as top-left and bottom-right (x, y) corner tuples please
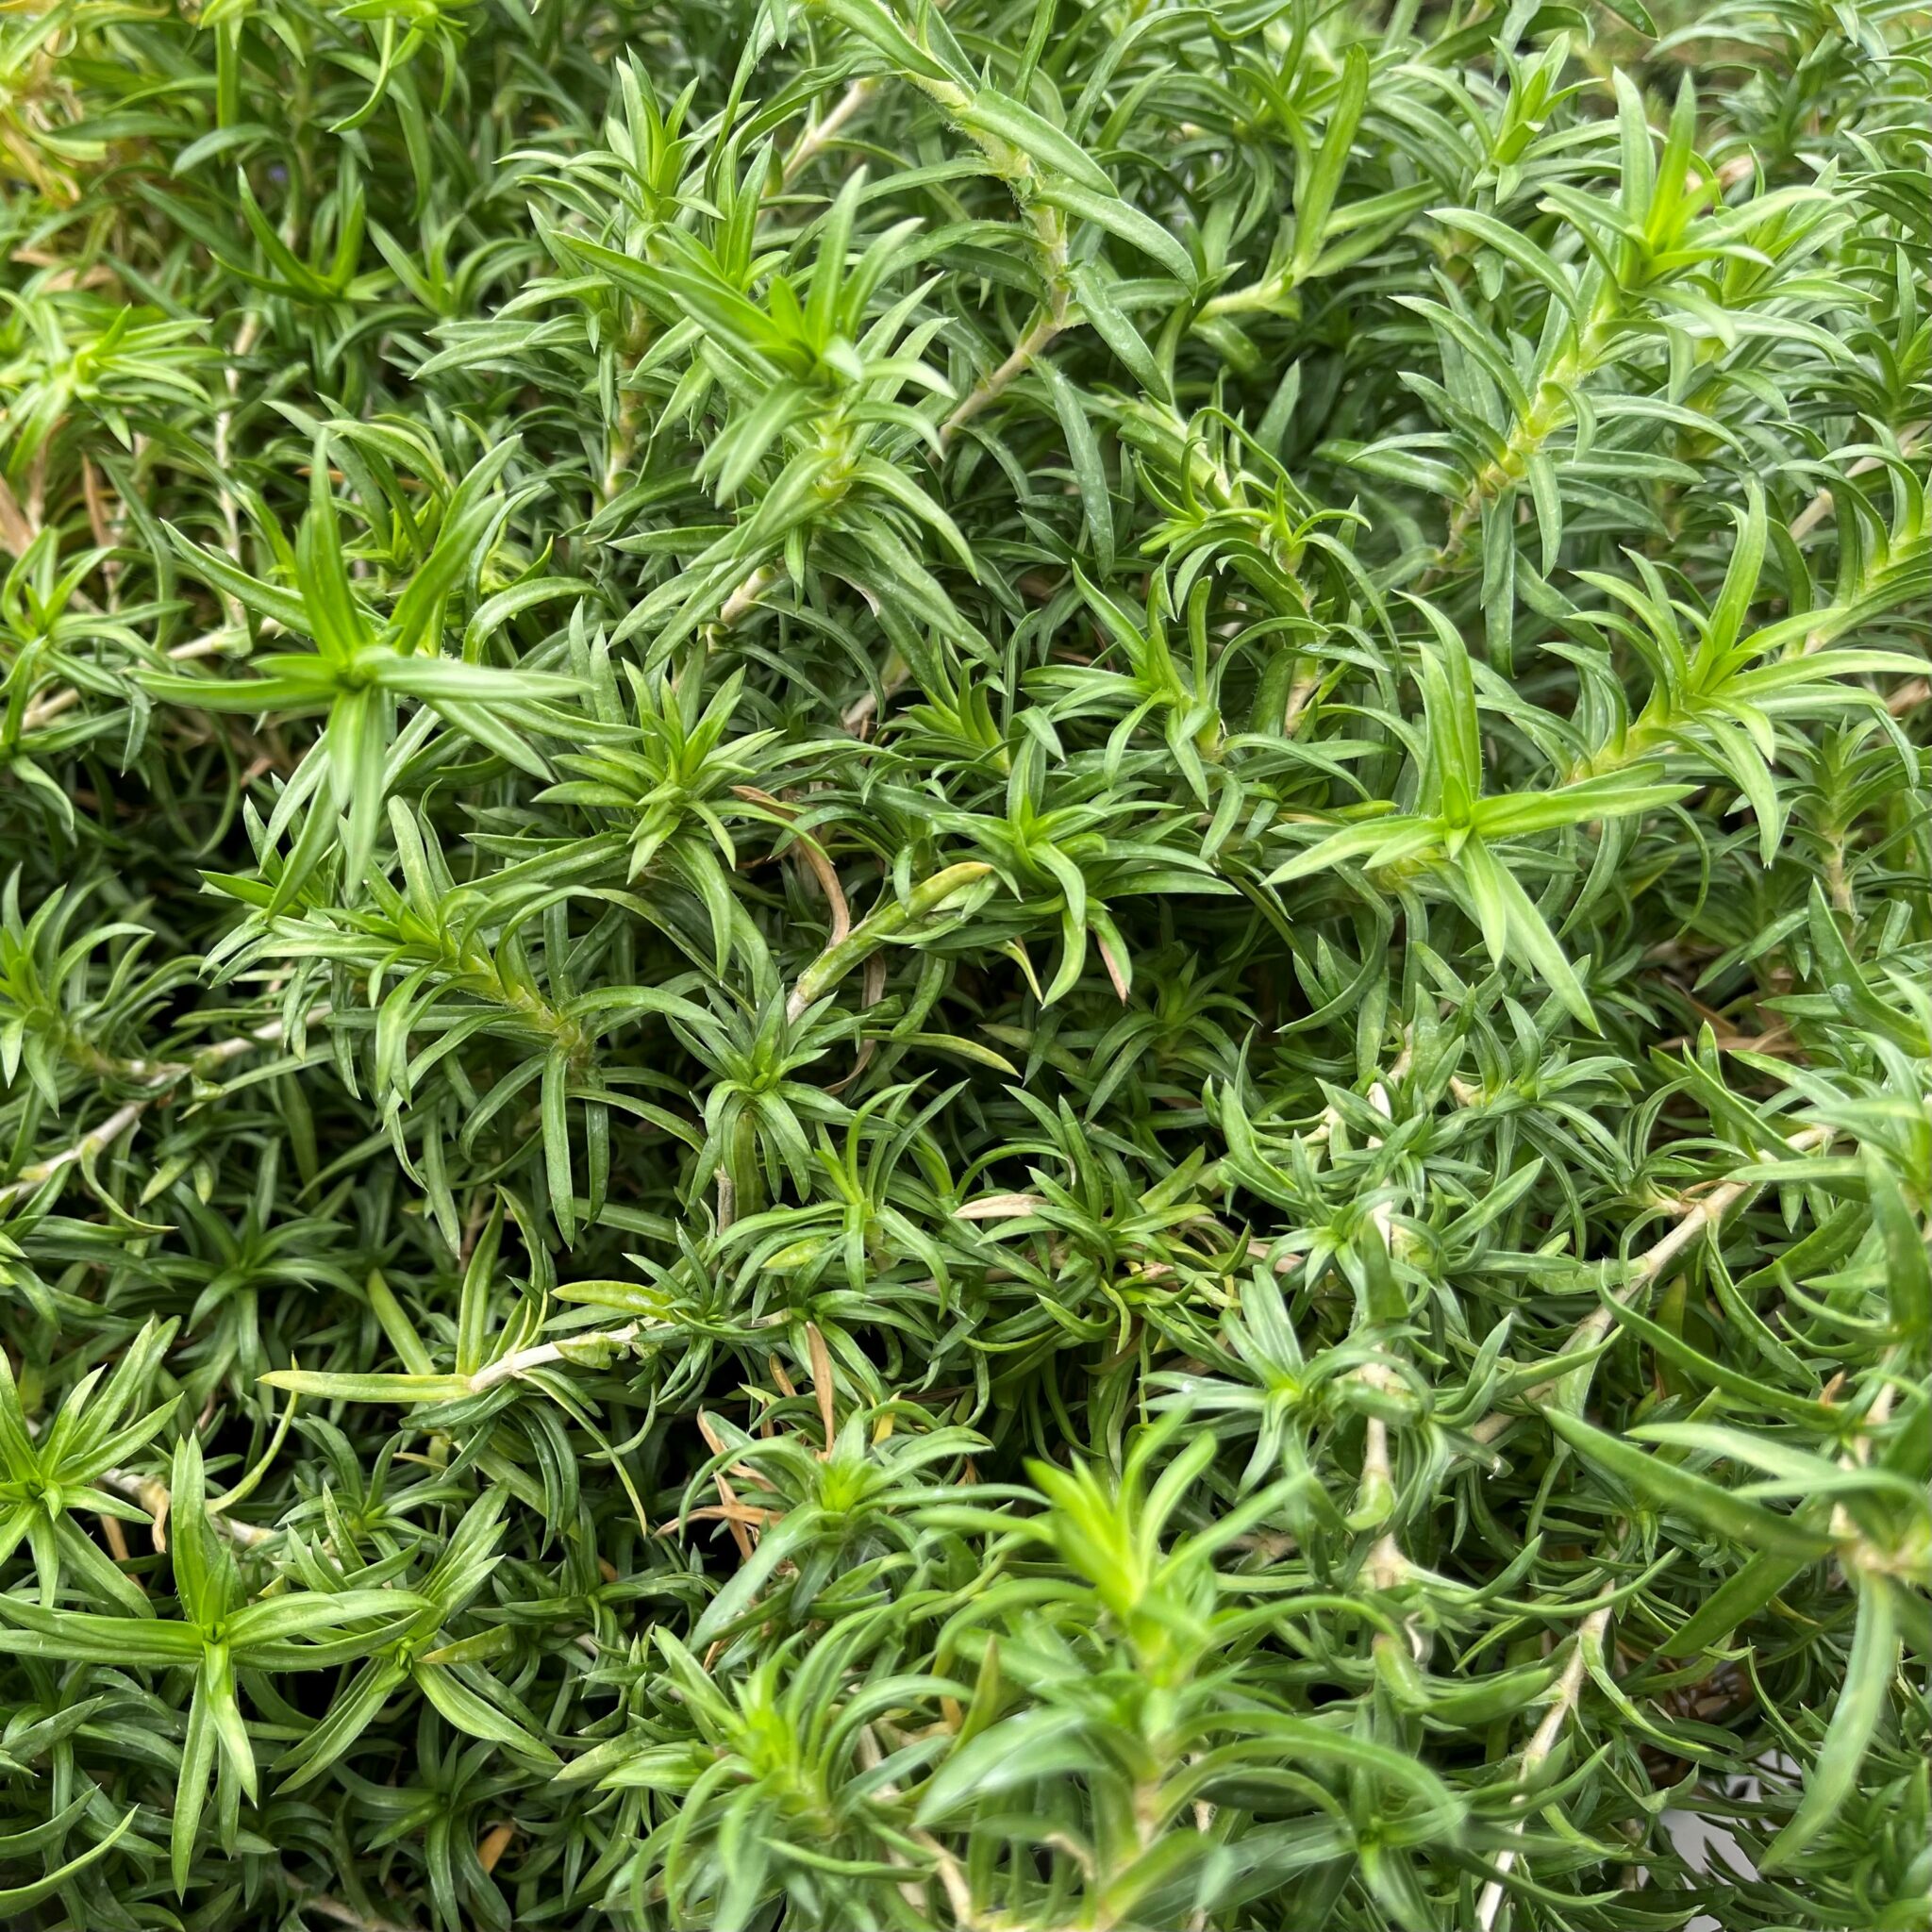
(0, 0), (1926, 1925)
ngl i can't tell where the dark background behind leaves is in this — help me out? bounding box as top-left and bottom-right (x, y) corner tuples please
(0, 0), (1926, 1925)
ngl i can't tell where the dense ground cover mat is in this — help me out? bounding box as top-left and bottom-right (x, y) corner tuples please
(1, 0), (1928, 1924)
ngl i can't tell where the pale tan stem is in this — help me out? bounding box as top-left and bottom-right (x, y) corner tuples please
(0, 1100), (144, 1207)
(940, 307), (1066, 447)
(854, 1724), (986, 1926)
(1474, 1606), (1613, 1932)
(217, 313), (262, 568)
(94, 1465), (275, 1549)
(719, 561), (778, 627)
(1360, 1418), (1405, 1592)
(782, 78), (878, 186)
(1357, 1073), (1408, 1591)
(1788, 425), (1924, 541)
(300, 1893), (419, 1932)
(465, 1324), (643, 1395)
(841, 653), (912, 737)
(13, 1411), (276, 1551)
(1363, 1070), (1400, 1248)
(20, 629), (235, 736)
(0, 1008), (326, 1208)
(1832, 1377), (1900, 1553)
(1473, 1124), (1832, 1445)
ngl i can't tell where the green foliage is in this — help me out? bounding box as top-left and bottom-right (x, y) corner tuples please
(0, 0), (1927, 1924)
